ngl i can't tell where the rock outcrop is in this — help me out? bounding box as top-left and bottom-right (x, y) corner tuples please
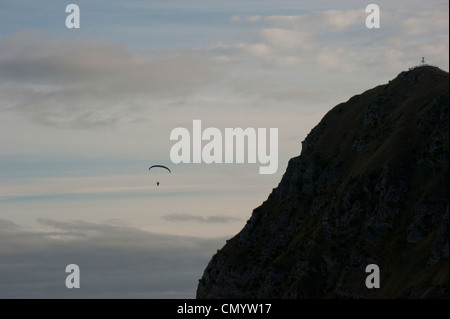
(197, 66), (449, 298)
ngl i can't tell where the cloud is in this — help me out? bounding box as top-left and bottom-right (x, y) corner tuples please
(0, 33), (212, 92)
(0, 218), (21, 231)
(321, 9), (364, 29)
(402, 8), (449, 35)
(162, 213), (241, 224)
(230, 15), (240, 22)
(260, 28), (310, 51)
(246, 15), (262, 23)
(239, 9), (364, 30)
(0, 218), (225, 298)
(0, 33), (215, 129)
(228, 5), (448, 70)
(210, 4), (449, 109)
(0, 2), (448, 134)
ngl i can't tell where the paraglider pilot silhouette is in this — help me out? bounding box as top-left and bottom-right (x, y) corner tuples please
(149, 165), (171, 186)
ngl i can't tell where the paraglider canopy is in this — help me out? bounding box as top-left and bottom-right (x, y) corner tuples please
(148, 165), (171, 173)
(149, 165), (171, 186)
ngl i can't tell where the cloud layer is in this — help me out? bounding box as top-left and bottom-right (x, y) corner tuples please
(0, 218), (224, 298)
(1, 2), (448, 130)
(0, 33), (214, 128)
(162, 213), (241, 224)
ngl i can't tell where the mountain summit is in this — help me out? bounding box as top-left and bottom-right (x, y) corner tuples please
(197, 66), (449, 298)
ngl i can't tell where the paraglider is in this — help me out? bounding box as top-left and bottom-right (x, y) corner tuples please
(149, 165), (171, 186)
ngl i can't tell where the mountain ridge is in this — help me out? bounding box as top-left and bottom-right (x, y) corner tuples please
(197, 66), (449, 298)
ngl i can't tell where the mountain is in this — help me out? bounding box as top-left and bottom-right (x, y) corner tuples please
(197, 66), (449, 298)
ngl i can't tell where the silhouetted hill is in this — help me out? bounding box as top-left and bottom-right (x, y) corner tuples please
(197, 66), (449, 298)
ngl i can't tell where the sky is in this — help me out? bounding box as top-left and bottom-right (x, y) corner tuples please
(0, 0), (448, 298)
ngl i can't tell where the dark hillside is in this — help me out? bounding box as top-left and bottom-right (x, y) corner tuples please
(197, 66), (449, 298)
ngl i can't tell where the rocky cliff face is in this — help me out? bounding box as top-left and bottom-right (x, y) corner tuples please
(197, 66), (449, 298)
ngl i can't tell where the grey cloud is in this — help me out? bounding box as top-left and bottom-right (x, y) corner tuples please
(242, 9), (364, 31)
(1, 2), (448, 131)
(0, 218), (21, 231)
(0, 33), (215, 129)
(0, 33), (212, 92)
(208, 3), (449, 111)
(0, 218), (225, 298)
(162, 213), (241, 224)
